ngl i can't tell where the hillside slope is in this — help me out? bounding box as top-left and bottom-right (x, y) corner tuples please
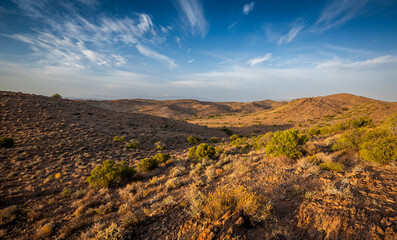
(82, 98), (285, 120)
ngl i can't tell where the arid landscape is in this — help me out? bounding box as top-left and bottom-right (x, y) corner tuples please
(1, 91), (396, 239)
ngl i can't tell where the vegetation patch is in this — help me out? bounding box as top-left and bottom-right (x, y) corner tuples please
(87, 160), (136, 189)
(265, 129), (308, 159)
(188, 143), (216, 160)
(186, 135), (200, 144)
(137, 157), (158, 171)
(320, 162), (344, 173)
(201, 185), (271, 221)
(332, 128), (397, 164)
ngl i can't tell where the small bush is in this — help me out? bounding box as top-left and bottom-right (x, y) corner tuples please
(52, 93), (61, 98)
(187, 136), (200, 144)
(202, 185), (271, 221)
(332, 128), (397, 164)
(165, 178), (181, 191)
(154, 141), (165, 150)
(87, 160), (136, 189)
(113, 136), (125, 142)
(152, 153), (170, 164)
(265, 129), (308, 159)
(230, 136), (252, 152)
(320, 162), (344, 173)
(0, 137), (14, 148)
(125, 140), (139, 149)
(188, 143), (216, 160)
(209, 137), (220, 143)
(93, 222), (124, 240)
(137, 158), (158, 171)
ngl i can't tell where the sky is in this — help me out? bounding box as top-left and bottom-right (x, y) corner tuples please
(0, 0), (397, 101)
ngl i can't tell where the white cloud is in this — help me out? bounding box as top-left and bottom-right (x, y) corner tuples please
(278, 24), (304, 45)
(247, 53), (272, 66)
(313, 0), (370, 32)
(175, 0), (208, 37)
(136, 44), (177, 70)
(176, 36), (182, 48)
(7, 2), (173, 70)
(188, 59), (195, 63)
(243, 2), (255, 15)
(316, 55), (397, 69)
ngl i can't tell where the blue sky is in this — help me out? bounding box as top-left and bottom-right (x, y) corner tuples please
(0, 0), (397, 101)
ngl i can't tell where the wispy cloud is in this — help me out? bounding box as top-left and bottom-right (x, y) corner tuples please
(188, 59), (195, 63)
(316, 55), (397, 69)
(136, 44), (177, 70)
(243, 2), (255, 15)
(247, 53), (272, 66)
(313, 0), (370, 32)
(175, 0), (208, 37)
(278, 24), (304, 45)
(6, 2), (175, 70)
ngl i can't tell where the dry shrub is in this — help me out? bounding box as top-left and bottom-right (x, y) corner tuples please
(35, 222), (53, 239)
(92, 222), (124, 240)
(202, 185), (271, 221)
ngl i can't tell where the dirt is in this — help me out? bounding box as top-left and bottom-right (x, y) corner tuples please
(1, 91), (396, 239)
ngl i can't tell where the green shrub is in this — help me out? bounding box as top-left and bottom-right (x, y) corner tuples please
(87, 160), (136, 189)
(125, 140), (139, 149)
(230, 136), (252, 152)
(382, 114), (397, 136)
(154, 141), (165, 150)
(52, 93), (61, 98)
(152, 153), (170, 164)
(137, 158), (158, 171)
(332, 128), (397, 164)
(320, 162), (344, 172)
(252, 132), (273, 150)
(187, 136), (200, 144)
(188, 143), (216, 160)
(265, 129), (308, 159)
(0, 137), (14, 148)
(209, 137), (220, 143)
(114, 136), (125, 142)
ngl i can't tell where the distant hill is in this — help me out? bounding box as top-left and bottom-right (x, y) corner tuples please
(188, 93), (397, 133)
(81, 98), (286, 120)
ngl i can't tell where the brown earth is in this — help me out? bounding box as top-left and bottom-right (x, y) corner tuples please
(82, 98), (285, 120)
(0, 91), (396, 240)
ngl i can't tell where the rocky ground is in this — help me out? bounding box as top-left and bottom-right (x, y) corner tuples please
(0, 91), (396, 239)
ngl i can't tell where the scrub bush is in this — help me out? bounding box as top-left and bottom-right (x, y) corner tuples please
(87, 160), (136, 189)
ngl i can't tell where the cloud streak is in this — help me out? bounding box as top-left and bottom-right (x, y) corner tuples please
(6, 1), (177, 70)
(313, 0), (370, 32)
(175, 0), (208, 37)
(243, 2), (255, 15)
(136, 44), (177, 70)
(278, 24), (304, 45)
(247, 53), (272, 66)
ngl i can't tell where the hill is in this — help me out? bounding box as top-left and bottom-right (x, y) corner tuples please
(189, 93), (397, 134)
(1, 91), (396, 240)
(82, 98), (285, 120)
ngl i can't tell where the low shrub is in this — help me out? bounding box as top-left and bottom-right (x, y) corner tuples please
(87, 160), (136, 188)
(154, 141), (165, 150)
(209, 137), (220, 143)
(125, 139), (139, 149)
(0, 137), (14, 148)
(332, 128), (397, 164)
(52, 93), (61, 98)
(113, 136), (125, 142)
(186, 136), (200, 144)
(137, 158), (158, 171)
(320, 162), (344, 173)
(252, 132), (273, 151)
(152, 153), (170, 164)
(265, 129), (308, 159)
(230, 136), (252, 152)
(202, 185), (271, 221)
(188, 143), (216, 160)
